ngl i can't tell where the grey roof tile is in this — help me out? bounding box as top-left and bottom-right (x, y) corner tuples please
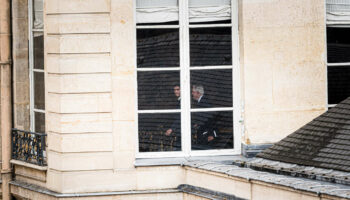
(258, 97), (350, 172)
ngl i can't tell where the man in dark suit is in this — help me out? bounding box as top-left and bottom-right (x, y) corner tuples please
(191, 85), (217, 149)
(192, 85), (210, 108)
(165, 84), (180, 136)
(164, 84), (181, 151)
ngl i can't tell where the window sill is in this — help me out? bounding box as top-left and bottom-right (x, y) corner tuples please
(10, 159), (47, 171)
(134, 155), (249, 167)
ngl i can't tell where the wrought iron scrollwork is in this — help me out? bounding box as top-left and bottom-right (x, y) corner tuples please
(11, 128), (47, 166)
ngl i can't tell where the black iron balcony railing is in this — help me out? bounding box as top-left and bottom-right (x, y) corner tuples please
(11, 128), (47, 166)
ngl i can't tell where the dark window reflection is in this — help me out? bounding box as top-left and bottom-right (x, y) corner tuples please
(327, 27), (350, 63)
(139, 113), (181, 152)
(328, 66), (350, 104)
(34, 35), (44, 69)
(190, 28), (232, 66)
(191, 69), (232, 108)
(191, 111), (233, 150)
(138, 71), (180, 110)
(35, 112), (45, 133)
(137, 29), (179, 68)
(34, 72), (45, 110)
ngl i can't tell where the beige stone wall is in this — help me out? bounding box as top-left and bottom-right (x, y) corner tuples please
(185, 167), (325, 200)
(43, 0), (328, 194)
(45, 0), (114, 192)
(44, 0), (185, 193)
(183, 194), (209, 200)
(13, 163), (47, 188)
(11, 166), (346, 200)
(240, 0), (327, 144)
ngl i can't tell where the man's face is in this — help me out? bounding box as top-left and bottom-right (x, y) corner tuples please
(174, 86), (180, 97)
(192, 88), (200, 101)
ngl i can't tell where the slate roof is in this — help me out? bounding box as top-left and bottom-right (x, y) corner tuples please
(257, 97), (350, 172)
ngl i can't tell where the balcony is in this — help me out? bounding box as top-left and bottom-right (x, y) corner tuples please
(11, 128), (47, 166)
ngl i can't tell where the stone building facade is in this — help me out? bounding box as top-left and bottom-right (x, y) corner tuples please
(0, 0), (349, 199)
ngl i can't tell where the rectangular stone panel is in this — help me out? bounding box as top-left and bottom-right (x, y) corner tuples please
(46, 166), (182, 193)
(46, 169), (137, 193)
(47, 54), (111, 74)
(136, 166), (184, 191)
(46, 14), (110, 34)
(47, 93), (112, 113)
(46, 34), (110, 54)
(48, 132), (113, 153)
(47, 73), (111, 93)
(47, 113), (112, 133)
(48, 151), (113, 171)
(185, 168), (251, 199)
(46, 0), (110, 14)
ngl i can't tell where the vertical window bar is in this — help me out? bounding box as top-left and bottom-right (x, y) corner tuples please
(179, 0), (191, 156)
(28, 0), (35, 132)
(232, 0), (241, 153)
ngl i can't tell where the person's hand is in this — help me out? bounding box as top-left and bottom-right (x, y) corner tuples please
(208, 136), (214, 142)
(165, 129), (173, 136)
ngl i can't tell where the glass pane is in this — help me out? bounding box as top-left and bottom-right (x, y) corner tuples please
(138, 71), (180, 110)
(137, 29), (179, 68)
(35, 112), (45, 133)
(34, 35), (44, 69)
(189, 0), (231, 24)
(327, 27), (350, 63)
(139, 113), (181, 152)
(33, 0), (44, 29)
(191, 69), (232, 108)
(34, 72), (45, 110)
(328, 66), (350, 104)
(190, 28), (232, 66)
(136, 0), (179, 25)
(191, 111), (233, 150)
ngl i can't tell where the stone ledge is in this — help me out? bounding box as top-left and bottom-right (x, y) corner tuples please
(10, 180), (180, 198)
(10, 180), (245, 200)
(135, 155), (248, 167)
(11, 160), (47, 171)
(179, 184), (246, 200)
(184, 161), (350, 199)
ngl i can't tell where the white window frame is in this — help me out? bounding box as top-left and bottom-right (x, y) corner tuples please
(326, 23), (350, 108)
(135, 0), (241, 158)
(28, 0), (45, 132)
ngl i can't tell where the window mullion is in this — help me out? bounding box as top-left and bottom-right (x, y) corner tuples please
(29, 0), (35, 132)
(179, 0), (191, 156)
(232, 0), (241, 153)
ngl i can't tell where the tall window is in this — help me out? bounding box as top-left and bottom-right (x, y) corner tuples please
(29, 0), (45, 133)
(136, 0), (240, 157)
(326, 0), (350, 107)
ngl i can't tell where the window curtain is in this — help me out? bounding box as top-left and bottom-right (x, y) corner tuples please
(326, 0), (350, 25)
(33, 0), (43, 36)
(136, 0), (231, 24)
